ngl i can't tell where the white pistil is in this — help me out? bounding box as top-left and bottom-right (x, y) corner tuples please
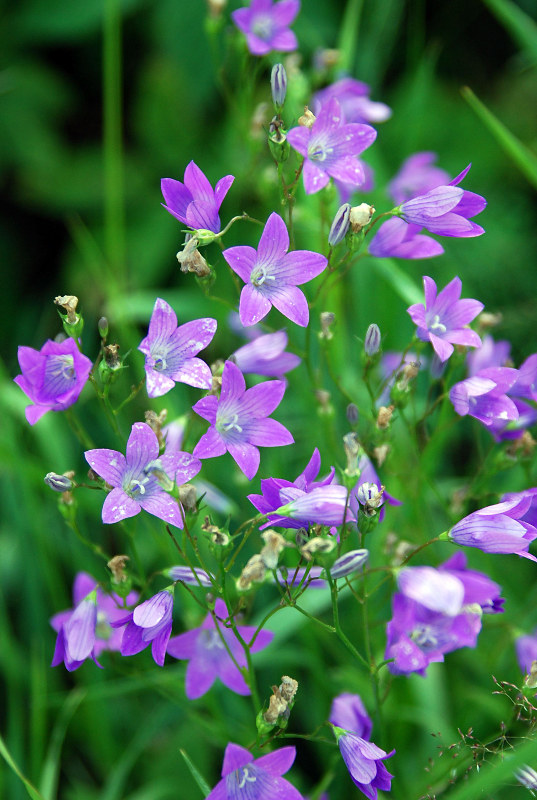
(429, 314), (447, 334)
(237, 767), (256, 789)
(222, 413), (243, 433)
(251, 265), (275, 287)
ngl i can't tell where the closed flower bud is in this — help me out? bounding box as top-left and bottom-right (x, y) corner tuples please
(98, 316), (109, 339)
(328, 203), (351, 246)
(268, 119), (290, 162)
(319, 311), (336, 340)
(44, 472), (75, 492)
(328, 548), (369, 579)
(356, 482), (385, 516)
(271, 63), (287, 111)
(298, 106), (316, 128)
(346, 403), (359, 426)
(364, 323), (381, 356)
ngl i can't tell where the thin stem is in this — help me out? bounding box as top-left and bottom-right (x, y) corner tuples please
(64, 408), (94, 450)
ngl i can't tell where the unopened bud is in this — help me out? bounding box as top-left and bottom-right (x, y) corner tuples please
(98, 316), (109, 339)
(268, 118), (290, 162)
(346, 403), (359, 426)
(319, 311), (335, 340)
(99, 343), (122, 384)
(356, 482), (384, 516)
(349, 203), (374, 233)
(377, 404), (395, 429)
(271, 63), (287, 110)
(328, 203), (351, 247)
(44, 472), (75, 492)
(364, 323), (381, 356)
(298, 106), (316, 128)
(328, 548), (369, 579)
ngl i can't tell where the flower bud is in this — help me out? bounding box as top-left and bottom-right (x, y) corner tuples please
(349, 203), (375, 233)
(179, 483), (198, 513)
(364, 323), (381, 356)
(356, 482), (384, 516)
(98, 344), (123, 385)
(298, 106), (316, 128)
(44, 472), (75, 492)
(328, 549), (369, 579)
(237, 554), (266, 591)
(377, 404), (395, 429)
(98, 316), (109, 339)
(271, 63), (287, 111)
(328, 203), (351, 246)
(55, 295), (84, 339)
(319, 311), (336, 340)
(268, 119), (290, 162)
(346, 403), (359, 426)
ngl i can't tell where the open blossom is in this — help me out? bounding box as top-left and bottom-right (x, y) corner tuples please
(313, 78), (391, 125)
(223, 212), (327, 327)
(85, 422), (202, 527)
(161, 161), (234, 234)
(330, 693), (372, 740)
(51, 572), (138, 671)
(287, 98), (377, 195)
(232, 0), (300, 56)
(205, 742), (303, 800)
(388, 152), (451, 206)
(167, 599), (273, 699)
(231, 330), (300, 377)
(193, 360), (293, 480)
(369, 217), (445, 260)
(112, 589), (174, 667)
(407, 276), (483, 362)
(138, 298), (216, 397)
(14, 337), (92, 425)
(333, 727), (394, 800)
(449, 366), (520, 429)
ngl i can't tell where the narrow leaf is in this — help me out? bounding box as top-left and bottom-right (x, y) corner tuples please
(179, 749), (212, 798)
(0, 732), (45, 800)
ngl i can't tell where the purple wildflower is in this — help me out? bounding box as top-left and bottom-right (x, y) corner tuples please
(167, 599), (273, 699)
(466, 334), (511, 376)
(397, 164), (486, 237)
(516, 629), (537, 674)
(448, 489), (537, 561)
(138, 298), (216, 397)
(333, 728), (394, 800)
(50, 572), (138, 671)
(231, 0), (300, 56)
(192, 360), (293, 480)
(328, 549), (369, 579)
(161, 161), (234, 234)
(232, 330), (300, 377)
(313, 78), (392, 125)
(112, 589), (174, 667)
(167, 565), (214, 587)
(368, 217), (445, 260)
(206, 742), (303, 800)
(14, 337), (92, 425)
(449, 367), (520, 428)
(223, 212), (327, 327)
(330, 693), (372, 740)
(388, 152), (451, 206)
(85, 422), (202, 527)
(407, 276), (483, 362)
(275, 485), (356, 527)
(439, 552), (504, 614)
(287, 98), (377, 195)
(397, 566), (465, 616)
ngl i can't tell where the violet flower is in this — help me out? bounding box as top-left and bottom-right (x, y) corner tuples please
(85, 422), (202, 527)
(223, 212), (327, 327)
(231, 0), (300, 56)
(388, 152), (451, 206)
(112, 589), (174, 667)
(397, 164), (486, 237)
(167, 599), (273, 699)
(449, 367), (520, 428)
(275, 485), (356, 527)
(206, 742), (303, 800)
(166, 565), (214, 587)
(192, 359), (294, 480)
(466, 334), (511, 376)
(330, 693), (372, 740)
(231, 330), (300, 377)
(516, 629), (537, 674)
(287, 98), (377, 195)
(438, 552), (504, 614)
(161, 161), (234, 234)
(333, 727), (394, 800)
(448, 489), (537, 561)
(313, 77), (392, 125)
(51, 572), (138, 671)
(407, 275), (483, 362)
(368, 217), (445, 260)
(14, 337), (92, 425)
(138, 298), (216, 397)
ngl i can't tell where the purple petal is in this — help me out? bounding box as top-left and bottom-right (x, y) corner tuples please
(227, 441), (260, 479)
(257, 212), (289, 266)
(172, 317), (217, 358)
(184, 654), (218, 699)
(125, 422), (159, 472)
(272, 250), (327, 284)
(151, 622), (172, 666)
(429, 332), (454, 362)
(302, 159), (330, 194)
(193, 427), (227, 460)
(102, 488), (141, 523)
(192, 394), (219, 424)
(139, 491), (184, 528)
(147, 298), (178, 342)
(73, 572), (97, 605)
(171, 357), (213, 389)
(167, 629), (200, 659)
(239, 284), (273, 326)
(248, 417), (294, 446)
(121, 621), (148, 656)
(286, 126), (310, 157)
(64, 598), (96, 662)
(240, 380), (286, 417)
(84, 448), (126, 487)
(133, 591), (172, 628)
(271, 0), (300, 26)
(214, 175), (234, 211)
(223, 245), (258, 283)
(221, 743), (253, 777)
(269, 285), (309, 326)
(217, 657), (251, 695)
(255, 746), (296, 776)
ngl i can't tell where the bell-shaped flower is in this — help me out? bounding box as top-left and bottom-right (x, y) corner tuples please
(449, 366), (520, 428)
(368, 218), (444, 260)
(161, 161), (234, 234)
(332, 726), (394, 800)
(112, 589), (174, 667)
(329, 693), (372, 740)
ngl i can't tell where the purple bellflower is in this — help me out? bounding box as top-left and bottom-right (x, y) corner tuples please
(274, 485), (356, 527)
(449, 367), (520, 429)
(14, 337), (92, 425)
(407, 276), (483, 362)
(516, 629), (537, 674)
(330, 693), (373, 740)
(167, 599), (274, 699)
(223, 212), (327, 327)
(161, 161), (234, 235)
(231, 330), (301, 377)
(231, 0), (300, 56)
(333, 727), (394, 800)
(85, 422), (202, 527)
(112, 589), (174, 667)
(467, 334), (511, 376)
(439, 552), (504, 614)
(368, 217), (445, 260)
(448, 489), (537, 561)
(313, 78), (392, 125)
(388, 152), (451, 206)
(192, 359), (294, 480)
(206, 742), (303, 800)
(138, 298), (216, 397)
(50, 572), (138, 671)
(287, 98), (377, 195)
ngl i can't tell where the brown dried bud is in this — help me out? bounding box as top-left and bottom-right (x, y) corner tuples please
(179, 483), (197, 513)
(176, 236), (211, 277)
(237, 554), (266, 591)
(108, 555), (130, 583)
(260, 530), (289, 569)
(319, 311), (335, 340)
(54, 295), (79, 323)
(145, 409), (168, 448)
(349, 203), (375, 233)
(298, 106), (316, 128)
(103, 343), (121, 369)
(201, 516), (229, 546)
(264, 687), (288, 723)
(300, 536), (336, 561)
(373, 444), (390, 467)
(377, 404), (395, 430)
(279, 675), (298, 703)
(396, 362), (420, 391)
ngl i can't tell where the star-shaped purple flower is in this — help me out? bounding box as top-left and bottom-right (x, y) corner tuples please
(407, 275), (483, 362)
(85, 422), (202, 527)
(206, 742), (303, 800)
(112, 589), (174, 667)
(193, 360), (293, 479)
(287, 98), (377, 195)
(138, 298), (216, 397)
(223, 212), (327, 327)
(231, 0), (300, 57)
(161, 161), (234, 234)
(14, 337), (93, 425)
(167, 599), (274, 699)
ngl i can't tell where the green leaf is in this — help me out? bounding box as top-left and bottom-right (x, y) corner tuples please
(337, 0), (364, 74)
(481, 0), (537, 63)
(179, 749), (212, 798)
(0, 731), (45, 800)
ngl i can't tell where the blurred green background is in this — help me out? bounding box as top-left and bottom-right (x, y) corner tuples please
(2, 0), (537, 798)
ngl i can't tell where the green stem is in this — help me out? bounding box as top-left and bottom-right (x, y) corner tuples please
(326, 573), (369, 669)
(64, 408), (94, 450)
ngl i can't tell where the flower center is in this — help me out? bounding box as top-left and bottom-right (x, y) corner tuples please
(429, 314), (447, 335)
(251, 265), (275, 287)
(251, 14), (273, 40)
(153, 354), (167, 371)
(201, 629), (225, 650)
(127, 478), (147, 497)
(411, 625), (438, 651)
(237, 767), (257, 789)
(219, 413), (243, 434)
(47, 354), (76, 383)
(308, 143), (332, 162)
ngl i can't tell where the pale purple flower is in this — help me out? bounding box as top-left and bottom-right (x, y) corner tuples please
(516, 629), (537, 673)
(161, 161), (234, 234)
(232, 330), (300, 377)
(223, 212), (327, 327)
(466, 335), (511, 376)
(388, 152), (451, 206)
(449, 367), (520, 428)
(85, 422), (202, 527)
(206, 742), (303, 800)
(167, 599), (274, 699)
(51, 572), (138, 671)
(368, 217), (444, 260)
(287, 98), (377, 195)
(112, 589), (174, 667)
(397, 566), (465, 616)
(14, 337), (92, 425)
(438, 552), (504, 614)
(328, 549), (369, 579)
(448, 489), (537, 561)
(193, 360), (293, 480)
(328, 203), (351, 246)
(330, 693), (372, 740)
(334, 729), (394, 800)
(231, 0), (300, 56)
(166, 565), (214, 587)
(407, 276), (483, 362)
(271, 62), (287, 108)
(275, 485), (356, 527)
(138, 298), (216, 397)
(313, 78), (392, 125)
(397, 164), (486, 237)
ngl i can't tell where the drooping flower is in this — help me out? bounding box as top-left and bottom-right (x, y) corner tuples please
(223, 212), (327, 327)
(50, 572), (138, 671)
(161, 161), (234, 234)
(14, 337), (92, 425)
(388, 152), (451, 206)
(85, 422), (202, 527)
(329, 693), (372, 740)
(368, 217), (445, 260)
(112, 589), (174, 667)
(333, 727), (394, 800)
(313, 78), (392, 125)
(205, 742), (303, 800)
(167, 599), (273, 699)
(407, 275), (483, 362)
(448, 489), (537, 561)
(192, 359), (294, 480)
(287, 98), (377, 195)
(231, 330), (301, 377)
(231, 0), (300, 57)
(449, 367), (520, 428)
(138, 298), (216, 397)
(327, 549), (369, 579)
(397, 566), (465, 616)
